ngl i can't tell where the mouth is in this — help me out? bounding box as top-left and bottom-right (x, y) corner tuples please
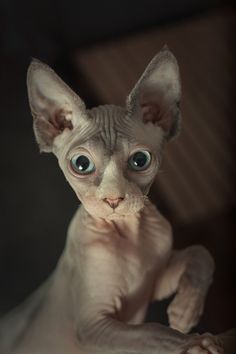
(105, 203), (144, 219)
(84, 195), (147, 219)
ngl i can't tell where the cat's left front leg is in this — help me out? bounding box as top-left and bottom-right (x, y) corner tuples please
(153, 246), (215, 334)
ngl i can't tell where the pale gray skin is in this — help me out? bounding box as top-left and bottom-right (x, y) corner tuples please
(0, 49), (225, 354)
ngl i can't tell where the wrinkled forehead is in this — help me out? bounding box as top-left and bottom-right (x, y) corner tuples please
(65, 105), (134, 153)
(87, 105), (132, 152)
(60, 104), (164, 157)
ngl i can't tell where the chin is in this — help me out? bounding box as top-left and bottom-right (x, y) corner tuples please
(106, 206), (144, 220)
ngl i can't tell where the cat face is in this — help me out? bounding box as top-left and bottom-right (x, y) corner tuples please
(55, 105), (163, 218)
(27, 48), (181, 218)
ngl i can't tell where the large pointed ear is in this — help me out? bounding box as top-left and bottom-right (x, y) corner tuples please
(126, 47), (181, 141)
(27, 59), (87, 152)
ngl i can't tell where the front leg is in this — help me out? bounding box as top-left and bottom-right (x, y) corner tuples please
(77, 316), (223, 354)
(70, 242), (220, 354)
(153, 246), (215, 333)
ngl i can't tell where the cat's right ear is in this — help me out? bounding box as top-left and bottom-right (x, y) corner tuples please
(27, 59), (87, 152)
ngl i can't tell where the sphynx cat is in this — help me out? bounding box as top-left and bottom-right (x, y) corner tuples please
(0, 48), (224, 354)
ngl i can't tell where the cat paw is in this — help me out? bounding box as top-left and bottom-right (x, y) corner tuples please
(180, 334), (224, 354)
(168, 286), (205, 333)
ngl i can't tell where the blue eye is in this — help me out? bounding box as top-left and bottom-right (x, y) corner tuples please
(128, 151), (151, 171)
(70, 154), (95, 175)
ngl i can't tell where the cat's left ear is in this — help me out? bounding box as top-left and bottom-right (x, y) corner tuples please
(126, 47), (181, 140)
(27, 59), (87, 152)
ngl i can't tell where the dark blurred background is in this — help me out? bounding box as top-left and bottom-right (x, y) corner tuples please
(0, 0), (235, 336)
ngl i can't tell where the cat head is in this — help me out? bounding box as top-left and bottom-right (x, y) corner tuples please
(27, 47), (181, 219)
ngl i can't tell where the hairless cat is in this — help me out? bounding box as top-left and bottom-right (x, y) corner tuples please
(1, 47), (232, 353)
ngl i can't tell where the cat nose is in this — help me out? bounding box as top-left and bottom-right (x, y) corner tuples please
(103, 197), (124, 209)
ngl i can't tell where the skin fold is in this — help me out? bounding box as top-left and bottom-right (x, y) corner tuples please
(0, 48), (229, 354)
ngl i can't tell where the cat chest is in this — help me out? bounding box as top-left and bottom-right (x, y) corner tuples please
(109, 235), (163, 297)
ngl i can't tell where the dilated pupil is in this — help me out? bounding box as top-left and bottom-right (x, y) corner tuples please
(133, 152), (147, 167)
(76, 156), (90, 171)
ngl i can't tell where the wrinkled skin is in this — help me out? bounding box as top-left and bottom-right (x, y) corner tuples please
(0, 49), (227, 354)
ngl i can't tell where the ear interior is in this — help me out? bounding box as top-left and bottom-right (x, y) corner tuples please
(127, 48), (181, 140)
(27, 59), (86, 152)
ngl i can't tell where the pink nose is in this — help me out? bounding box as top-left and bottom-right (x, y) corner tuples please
(103, 197), (124, 209)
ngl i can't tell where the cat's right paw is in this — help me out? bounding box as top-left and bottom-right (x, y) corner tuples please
(168, 286), (205, 334)
(180, 333), (224, 354)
